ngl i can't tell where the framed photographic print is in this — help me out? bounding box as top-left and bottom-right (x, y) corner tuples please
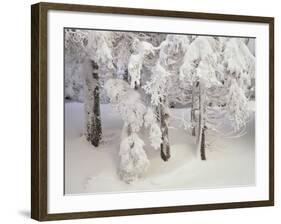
(31, 2), (274, 221)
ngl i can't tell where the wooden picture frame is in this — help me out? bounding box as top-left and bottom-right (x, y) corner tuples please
(31, 2), (274, 221)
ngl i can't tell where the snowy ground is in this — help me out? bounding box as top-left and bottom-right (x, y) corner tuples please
(65, 102), (255, 195)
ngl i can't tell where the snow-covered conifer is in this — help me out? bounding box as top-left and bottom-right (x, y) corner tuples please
(105, 79), (149, 182)
(143, 62), (171, 161)
(179, 36), (222, 160)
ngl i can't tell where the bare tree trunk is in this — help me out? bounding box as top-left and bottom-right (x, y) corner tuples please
(85, 60), (102, 147)
(92, 61), (102, 146)
(155, 105), (160, 122)
(191, 82), (196, 136)
(123, 69), (130, 84)
(159, 98), (170, 161)
(198, 82), (207, 160)
(197, 82), (201, 145)
(200, 125), (207, 160)
(134, 82), (138, 90)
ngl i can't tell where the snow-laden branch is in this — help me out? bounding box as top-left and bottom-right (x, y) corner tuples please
(143, 62), (170, 106)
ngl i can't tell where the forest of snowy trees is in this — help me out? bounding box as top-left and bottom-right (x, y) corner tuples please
(65, 28), (255, 185)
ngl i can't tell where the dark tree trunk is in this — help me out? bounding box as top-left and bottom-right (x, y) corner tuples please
(191, 83), (196, 136)
(91, 61), (102, 146)
(134, 83), (138, 90)
(197, 81), (207, 160)
(126, 124), (134, 149)
(159, 98), (170, 161)
(155, 105), (160, 122)
(191, 122), (196, 136)
(123, 69), (130, 84)
(86, 60), (102, 147)
(197, 82), (202, 145)
(200, 125), (207, 160)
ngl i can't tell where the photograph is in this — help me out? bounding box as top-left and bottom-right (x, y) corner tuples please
(64, 29), (256, 195)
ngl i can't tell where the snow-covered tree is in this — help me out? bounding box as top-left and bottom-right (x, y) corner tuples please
(179, 36), (225, 160)
(221, 38), (255, 135)
(64, 29), (115, 147)
(142, 35), (190, 161)
(143, 62), (171, 160)
(179, 36), (254, 160)
(105, 79), (150, 182)
(83, 31), (114, 147)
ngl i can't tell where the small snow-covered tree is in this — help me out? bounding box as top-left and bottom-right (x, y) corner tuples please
(105, 79), (150, 183)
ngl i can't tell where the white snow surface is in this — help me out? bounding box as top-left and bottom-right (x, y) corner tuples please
(65, 102), (255, 195)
